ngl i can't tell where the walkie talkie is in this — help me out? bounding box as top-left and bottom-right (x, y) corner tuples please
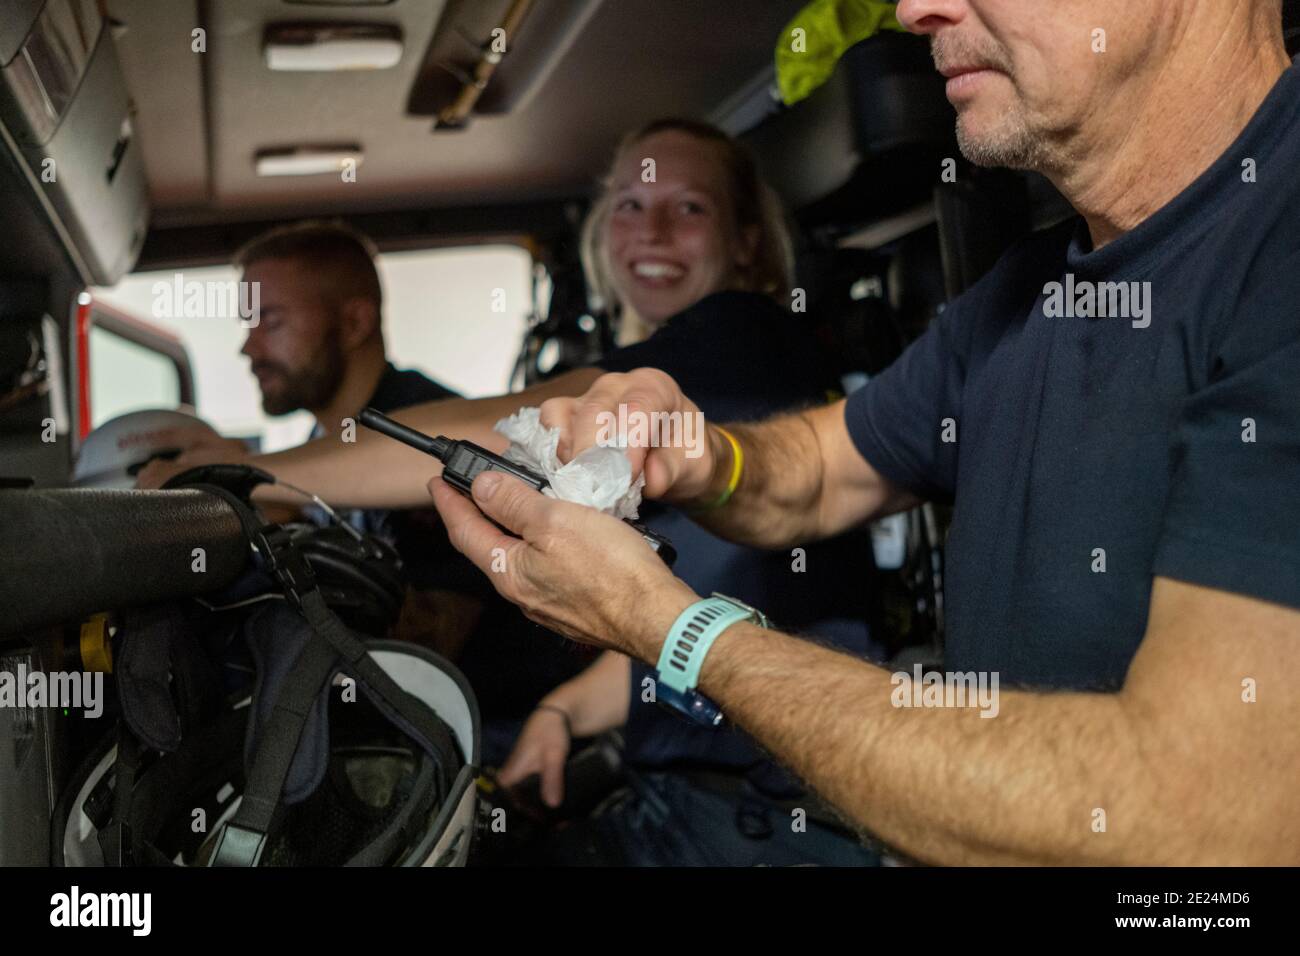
(358, 408), (676, 567)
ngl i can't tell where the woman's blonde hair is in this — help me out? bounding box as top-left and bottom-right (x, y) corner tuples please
(579, 118), (795, 315)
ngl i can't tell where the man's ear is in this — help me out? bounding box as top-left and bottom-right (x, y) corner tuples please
(338, 297), (380, 351)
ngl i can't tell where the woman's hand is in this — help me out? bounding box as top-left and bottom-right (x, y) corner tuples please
(497, 706), (573, 808)
(537, 368), (722, 503)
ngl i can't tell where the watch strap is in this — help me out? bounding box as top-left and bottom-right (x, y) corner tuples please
(656, 593), (765, 694)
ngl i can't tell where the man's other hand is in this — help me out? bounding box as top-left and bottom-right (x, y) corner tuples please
(537, 368), (717, 502)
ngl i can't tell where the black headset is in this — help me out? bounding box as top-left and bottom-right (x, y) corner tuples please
(287, 522), (406, 634)
(162, 464), (408, 635)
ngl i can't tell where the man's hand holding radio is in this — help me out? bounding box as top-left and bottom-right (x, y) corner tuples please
(428, 466), (698, 663)
(429, 368), (737, 664)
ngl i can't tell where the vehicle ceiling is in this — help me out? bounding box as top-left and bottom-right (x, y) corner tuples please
(105, 0), (806, 231)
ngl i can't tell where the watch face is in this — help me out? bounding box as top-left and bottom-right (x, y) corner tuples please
(655, 684), (725, 727)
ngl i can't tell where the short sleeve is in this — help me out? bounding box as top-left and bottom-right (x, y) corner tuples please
(1153, 288), (1300, 610)
(842, 300), (969, 502)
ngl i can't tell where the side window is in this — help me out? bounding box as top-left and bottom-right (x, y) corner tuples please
(88, 325), (181, 427)
(92, 244), (534, 450)
(378, 244), (534, 396)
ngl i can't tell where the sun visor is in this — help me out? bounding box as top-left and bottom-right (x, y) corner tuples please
(0, 0), (150, 285)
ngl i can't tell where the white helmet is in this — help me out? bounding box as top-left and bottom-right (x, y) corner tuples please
(73, 408), (221, 488)
(54, 639), (482, 868)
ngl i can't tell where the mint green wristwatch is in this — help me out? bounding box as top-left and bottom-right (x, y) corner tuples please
(654, 593), (769, 726)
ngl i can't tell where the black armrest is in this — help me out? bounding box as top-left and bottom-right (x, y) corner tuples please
(0, 488), (250, 637)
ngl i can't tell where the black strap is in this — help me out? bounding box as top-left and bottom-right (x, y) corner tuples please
(97, 727), (141, 867)
(127, 707), (249, 866)
(161, 464), (278, 502)
(211, 633), (340, 865)
(299, 590), (460, 781)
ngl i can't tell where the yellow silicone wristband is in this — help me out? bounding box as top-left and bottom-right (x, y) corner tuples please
(691, 426), (743, 512)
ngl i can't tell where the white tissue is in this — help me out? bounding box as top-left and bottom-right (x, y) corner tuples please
(494, 407), (644, 520)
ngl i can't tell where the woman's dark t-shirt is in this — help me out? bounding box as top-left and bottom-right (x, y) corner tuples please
(597, 291), (879, 793)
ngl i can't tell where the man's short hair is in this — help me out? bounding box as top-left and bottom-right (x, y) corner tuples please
(234, 220), (383, 311)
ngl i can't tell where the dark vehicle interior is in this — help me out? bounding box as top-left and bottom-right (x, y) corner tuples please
(2, 0), (1299, 870)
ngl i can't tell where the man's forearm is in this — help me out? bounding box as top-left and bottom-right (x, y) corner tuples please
(690, 624), (1205, 865)
(683, 402), (909, 548)
(686, 413), (829, 549)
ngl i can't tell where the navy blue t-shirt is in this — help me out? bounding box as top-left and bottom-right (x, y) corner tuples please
(368, 361), (459, 411)
(599, 291), (879, 786)
(846, 63), (1300, 690)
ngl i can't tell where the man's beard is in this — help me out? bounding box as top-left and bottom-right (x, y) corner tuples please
(257, 331), (345, 416)
(933, 33), (1048, 171)
(956, 108), (1048, 170)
